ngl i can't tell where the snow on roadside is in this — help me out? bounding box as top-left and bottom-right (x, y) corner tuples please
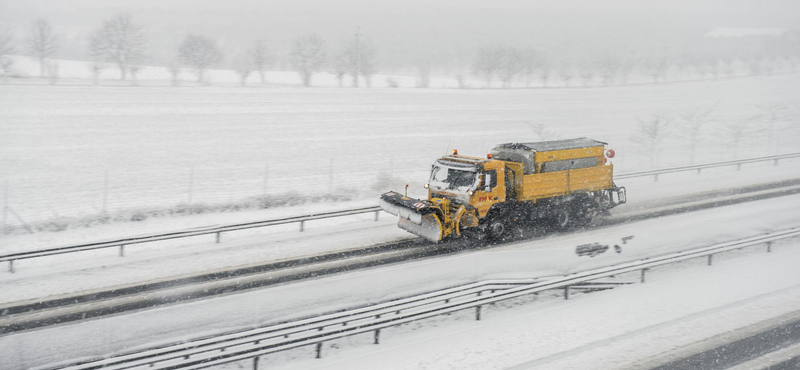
(1, 163), (799, 304)
(3, 193), (799, 369)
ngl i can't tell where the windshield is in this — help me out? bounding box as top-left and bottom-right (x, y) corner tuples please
(429, 164), (479, 191)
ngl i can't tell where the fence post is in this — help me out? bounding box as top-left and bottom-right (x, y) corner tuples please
(774, 158), (779, 166)
(564, 286), (570, 300)
(216, 232), (221, 243)
(654, 174), (658, 182)
(252, 356), (259, 370)
(119, 245), (125, 257)
(300, 220), (305, 232)
(374, 329), (380, 344)
(707, 254), (713, 266)
(737, 163), (742, 171)
(767, 241), (772, 253)
(8, 260), (13, 273)
(315, 342), (323, 359)
(697, 168), (701, 175)
(641, 268), (648, 283)
(475, 291), (482, 320)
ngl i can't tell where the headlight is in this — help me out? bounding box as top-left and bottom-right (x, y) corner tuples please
(424, 183), (429, 189)
(468, 190), (474, 195)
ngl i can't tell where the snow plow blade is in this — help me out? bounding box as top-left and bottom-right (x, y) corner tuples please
(379, 191), (444, 243)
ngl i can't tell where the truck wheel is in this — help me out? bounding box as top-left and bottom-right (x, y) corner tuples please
(554, 208), (570, 230)
(487, 221), (506, 241)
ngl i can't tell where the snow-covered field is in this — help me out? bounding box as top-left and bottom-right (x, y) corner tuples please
(1, 72), (799, 229)
(3, 192), (799, 370)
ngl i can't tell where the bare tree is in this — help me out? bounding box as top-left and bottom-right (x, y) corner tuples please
(632, 113), (672, 167)
(558, 61), (575, 87)
(497, 46), (523, 88)
(178, 34), (223, 83)
(474, 46), (500, 88)
(231, 55), (254, 86)
(597, 54), (620, 85)
(757, 104), (792, 154)
(356, 41), (378, 87)
(520, 48), (536, 87)
(0, 27), (14, 82)
(331, 48), (349, 87)
(89, 14), (145, 80)
(248, 38), (272, 84)
(290, 33), (326, 87)
(536, 52), (553, 87)
(676, 104), (717, 163)
(27, 19), (57, 77)
(88, 60), (105, 85)
(129, 65), (142, 86)
(167, 63), (181, 86)
(578, 57), (596, 86)
(417, 61), (432, 88)
(722, 114), (764, 159)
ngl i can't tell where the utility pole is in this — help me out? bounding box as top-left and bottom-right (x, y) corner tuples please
(353, 27), (361, 87)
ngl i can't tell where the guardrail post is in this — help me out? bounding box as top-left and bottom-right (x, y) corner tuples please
(374, 329), (380, 344)
(707, 254), (713, 266)
(253, 356), (259, 370)
(774, 158), (779, 166)
(374, 211), (379, 221)
(215, 232), (221, 243)
(654, 174), (658, 182)
(8, 260), (13, 273)
(737, 163), (742, 171)
(697, 168), (702, 175)
(119, 245), (125, 257)
(475, 291), (482, 320)
(315, 342), (323, 358)
(300, 221), (305, 232)
(641, 268), (648, 283)
(767, 241), (772, 253)
(564, 286), (570, 300)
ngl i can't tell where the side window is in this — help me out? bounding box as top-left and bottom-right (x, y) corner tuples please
(484, 170), (497, 190)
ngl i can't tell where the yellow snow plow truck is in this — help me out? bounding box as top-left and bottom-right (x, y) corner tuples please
(379, 138), (626, 242)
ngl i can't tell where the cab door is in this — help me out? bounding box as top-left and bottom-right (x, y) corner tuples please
(473, 168), (506, 218)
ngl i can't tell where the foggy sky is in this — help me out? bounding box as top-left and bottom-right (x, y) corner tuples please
(1, 0), (798, 68)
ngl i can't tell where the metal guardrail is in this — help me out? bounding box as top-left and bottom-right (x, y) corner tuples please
(4, 152), (800, 273)
(42, 228), (800, 370)
(616, 152), (800, 181)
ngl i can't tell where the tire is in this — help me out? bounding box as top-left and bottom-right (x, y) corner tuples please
(487, 221), (507, 241)
(554, 208), (570, 230)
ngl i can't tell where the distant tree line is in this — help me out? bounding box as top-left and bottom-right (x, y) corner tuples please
(2, 14), (800, 87)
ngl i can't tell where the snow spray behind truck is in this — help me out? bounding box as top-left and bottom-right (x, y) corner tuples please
(379, 138), (626, 242)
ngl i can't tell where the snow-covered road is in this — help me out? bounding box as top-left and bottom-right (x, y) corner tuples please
(4, 191), (800, 370)
(2, 158), (800, 305)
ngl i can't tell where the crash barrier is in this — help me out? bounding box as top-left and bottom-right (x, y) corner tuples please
(616, 152), (800, 182)
(4, 152), (800, 273)
(43, 228), (800, 370)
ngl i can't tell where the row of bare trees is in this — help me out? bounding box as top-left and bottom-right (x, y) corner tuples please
(1, 15), (383, 87)
(473, 35), (800, 88)
(631, 104), (797, 167)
